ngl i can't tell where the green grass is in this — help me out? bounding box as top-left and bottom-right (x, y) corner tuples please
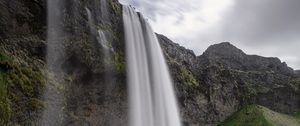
(219, 105), (300, 126)
(219, 105), (272, 126)
(0, 53), (12, 124)
(292, 112), (300, 119)
(0, 53), (11, 61)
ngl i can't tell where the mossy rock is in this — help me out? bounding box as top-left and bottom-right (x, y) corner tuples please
(0, 71), (12, 124)
(112, 51), (126, 74)
(180, 67), (198, 87)
(0, 51), (45, 125)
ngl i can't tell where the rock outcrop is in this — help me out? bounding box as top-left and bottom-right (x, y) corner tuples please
(159, 41), (300, 125)
(295, 70), (300, 76)
(199, 42), (294, 75)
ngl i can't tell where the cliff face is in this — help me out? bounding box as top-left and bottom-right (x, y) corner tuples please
(296, 70), (300, 76)
(199, 42), (294, 76)
(160, 40), (300, 125)
(1, 0), (127, 125)
(0, 0), (299, 126)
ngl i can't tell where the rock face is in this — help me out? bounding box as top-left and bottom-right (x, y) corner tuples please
(159, 41), (300, 125)
(296, 70), (300, 76)
(200, 42), (294, 76)
(1, 0), (127, 125)
(0, 0), (300, 126)
(158, 34), (197, 70)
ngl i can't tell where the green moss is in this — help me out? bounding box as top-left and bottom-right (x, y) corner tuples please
(219, 105), (273, 126)
(6, 67), (44, 95)
(219, 105), (300, 126)
(180, 66), (198, 87)
(0, 51), (45, 125)
(65, 74), (75, 82)
(0, 99), (11, 124)
(30, 98), (44, 109)
(112, 52), (125, 73)
(0, 52), (13, 124)
(167, 56), (198, 89)
(292, 112), (300, 119)
(110, 1), (121, 15)
(0, 71), (12, 124)
(0, 53), (12, 62)
(0, 71), (7, 98)
(238, 79), (258, 101)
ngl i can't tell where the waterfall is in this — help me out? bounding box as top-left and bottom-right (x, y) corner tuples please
(86, 5), (119, 125)
(41, 0), (66, 125)
(100, 0), (109, 23)
(98, 30), (111, 51)
(123, 6), (182, 126)
(86, 7), (95, 34)
(86, 7), (113, 52)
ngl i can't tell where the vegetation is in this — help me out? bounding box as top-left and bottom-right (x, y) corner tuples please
(219, 105), (272, 126)
(0, 71), (11, 124)
(0, 51), (45, 125)
(180, 66), (198, 87)
(110, 1), (122, 15)
(292, 112), (300, 119)
(219, 105), (300, 126)
(112, 51), (126, 74)
(166, 55), (198, 88)
(0, 52), (13, 124)
(240, 82), (258, 101)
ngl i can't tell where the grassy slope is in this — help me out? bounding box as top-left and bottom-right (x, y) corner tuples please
(219, 105), (300, 126)
(293, 112), (300, 120)
(0, 51), (44, 125)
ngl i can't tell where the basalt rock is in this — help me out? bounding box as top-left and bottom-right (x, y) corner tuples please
(158, 40), (300, 125)
(199, 42), (294, 76)
(295, 70), (300, 76)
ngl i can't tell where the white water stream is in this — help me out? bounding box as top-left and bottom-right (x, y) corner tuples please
(123, 6), (182, 126)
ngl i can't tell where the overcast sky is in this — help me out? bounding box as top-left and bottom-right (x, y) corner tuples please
(119, 0), (300, 69)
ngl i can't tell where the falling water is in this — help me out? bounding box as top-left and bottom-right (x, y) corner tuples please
(100, 0), (109, 23)
(98, 30), (113, 51)
(86, 7), (95, 34)
(86, 7), (112, 52)
(41, 0), (66, 125)
(86, 6), (119, 125)
(123, 6), (182, 126)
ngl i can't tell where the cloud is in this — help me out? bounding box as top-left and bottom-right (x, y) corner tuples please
(119, 0), (300, 69)
(218, 0), (300, 69)
(119, 0), (196, 21)
(221, 0), (300, 46)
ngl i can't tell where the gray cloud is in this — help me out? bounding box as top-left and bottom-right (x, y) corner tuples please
(120, 0), (300, 69)
(218, 0), (300, 69)
(221, 0), (300, 46)
(119, 0), (197, 21)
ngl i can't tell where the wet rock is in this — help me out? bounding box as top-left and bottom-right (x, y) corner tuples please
(159, 40), (300, 125)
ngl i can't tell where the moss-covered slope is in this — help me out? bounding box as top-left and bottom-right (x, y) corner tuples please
(0, 49), (44, 125)
(219, 105), (300, 126)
